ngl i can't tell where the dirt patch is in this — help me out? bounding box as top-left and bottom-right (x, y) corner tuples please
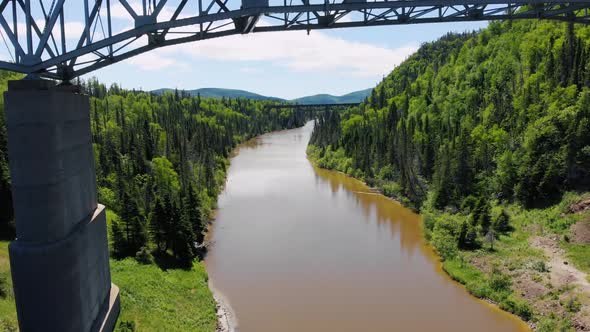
(530, 235), (590, 330)
(571, 219), (590, 244)
(569, 199), (590, 214)
(513, 271), (548, 301)
(530, 236), (590, 291)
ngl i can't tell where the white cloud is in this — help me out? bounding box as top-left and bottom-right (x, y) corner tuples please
(111, 16), (417, 77)
(111, 2), (140, 21)
(63, 22), (86, 39)
(127, 51), (188, 70)
(155, 29), (417, 77)
(17, 21), (85, 40)
(111, 1), (186, 22)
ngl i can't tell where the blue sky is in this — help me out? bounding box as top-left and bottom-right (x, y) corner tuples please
(0, 1), (488, 99)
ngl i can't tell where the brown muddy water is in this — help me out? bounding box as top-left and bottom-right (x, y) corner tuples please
(205, 122), (530, 332)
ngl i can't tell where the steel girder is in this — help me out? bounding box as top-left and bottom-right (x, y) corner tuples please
(0, 0), (589, 80)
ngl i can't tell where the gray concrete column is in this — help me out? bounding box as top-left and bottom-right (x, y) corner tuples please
(4, 79), (120, 332)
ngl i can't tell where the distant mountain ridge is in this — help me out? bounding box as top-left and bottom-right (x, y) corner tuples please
(150, 87), (284, 101)
(151, 87), (371, 104)
(291, 89), (372, 104)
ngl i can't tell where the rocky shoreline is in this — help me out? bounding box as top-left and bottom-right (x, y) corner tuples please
(211, 285), (238, 332)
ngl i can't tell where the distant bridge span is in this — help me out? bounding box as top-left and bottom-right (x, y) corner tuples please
(267, 102), (359, 109)
(0, 0), (590, 80)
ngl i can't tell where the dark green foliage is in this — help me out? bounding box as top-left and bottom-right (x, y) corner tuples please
(473, 197), (492, 235)
(135, 246), (154, 265)
(111, 218), (127, 259)
(149, 197), (168, 252)
(458, 221), (479, 250)
(0, 272), (7, 299)
(117, 320), (136, 332)
(0, 72), (20, 240)
(460, 196), (478, 213)
(174, 204), (197, 268)
(488, 268), (512, 293)
(185, 184), (205, 244)
(532, 260), (549, 273)
(500, 296), (533, 320)
(493, 209), (511, 233)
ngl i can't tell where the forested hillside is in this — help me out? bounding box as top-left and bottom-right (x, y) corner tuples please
(0, 77), (306, 266)
(311, 21), (590, 209)
(309, 20), (590, 330)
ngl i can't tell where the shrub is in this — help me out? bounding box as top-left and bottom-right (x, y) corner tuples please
(461, 195), (478, 213)
(98, 187), (118, 211)
(493, 209), (512, 233)
(432, 231), (458, 260)
(422, 212), (436, 232)
(465, 280), (492, 299)
(537, 315), (573, 332)
(488, 269), (512, 293)
(458, 221), (479, 249)
(377, 164), (396, 181)
(118, 320), (136, 332)
(500, 295), (532, 320)
(382, 182), (403, 198)
(531, 260), (549, 272)
(563, 296), (582, 313)
(135, 246), (154, 265)
(0, 272), (8, 298)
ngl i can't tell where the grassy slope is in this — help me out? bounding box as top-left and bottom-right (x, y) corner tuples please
(106, 210), (217, 331)
(111, 259), (217, 331)
(0, 241), (17, 331)
(0, 241), (217, 332)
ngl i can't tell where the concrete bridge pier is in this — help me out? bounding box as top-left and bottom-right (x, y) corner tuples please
(4, 79), (120, 332)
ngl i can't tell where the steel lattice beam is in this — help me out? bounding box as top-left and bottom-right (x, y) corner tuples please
(0, 0), (588, 80)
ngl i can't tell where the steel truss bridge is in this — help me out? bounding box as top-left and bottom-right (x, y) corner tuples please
(0, 0), (589, 81)
(267, 102), (359, 109)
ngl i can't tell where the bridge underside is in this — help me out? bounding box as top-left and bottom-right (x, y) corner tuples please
(0, 0), (589, 81)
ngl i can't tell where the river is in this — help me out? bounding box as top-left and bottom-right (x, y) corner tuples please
(205, 122), (530, 332)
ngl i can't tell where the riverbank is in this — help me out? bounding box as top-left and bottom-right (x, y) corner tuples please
(210, 284), (238, 332)
(307, 144), (590, 331)
(437, 199), (590, 331)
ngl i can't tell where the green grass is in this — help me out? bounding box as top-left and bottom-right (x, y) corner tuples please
(0, 241), (217, 332)
(111, 259), (217, 332)
(0, 242), (17, 331)
(443, 258), (492, 300)
(563, 242), (590, 274)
